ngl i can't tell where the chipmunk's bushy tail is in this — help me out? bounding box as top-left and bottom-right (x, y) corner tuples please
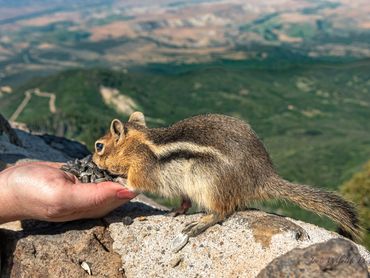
(265, 176), (361, 241)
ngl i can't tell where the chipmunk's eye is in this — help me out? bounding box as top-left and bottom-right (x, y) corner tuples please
(95, 142), (104, 153)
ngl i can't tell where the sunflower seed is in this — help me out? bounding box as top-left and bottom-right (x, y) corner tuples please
(85, 168), (94, 175)
(80, 261), (92, 275)
(60, 155), (118, 184)
(95, 178), (106, 183)
(172, 233), (189, 253)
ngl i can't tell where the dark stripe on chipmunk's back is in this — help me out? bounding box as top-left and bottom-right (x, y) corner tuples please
(158, 149), (213, 164)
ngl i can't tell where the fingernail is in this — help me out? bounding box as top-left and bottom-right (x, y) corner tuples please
(117, 189), (137, 199)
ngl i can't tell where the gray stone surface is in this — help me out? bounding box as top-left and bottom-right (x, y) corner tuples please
(0, 114), (22, 147)
(38, 134), (89, 159)
(0, 128), (70, 163)
(0, 115), (89, 164)
(106, 204), (370, 278)
(1, 220), (124, 278)
(1, 200), (369, 278)
(257, 238), (369, 278)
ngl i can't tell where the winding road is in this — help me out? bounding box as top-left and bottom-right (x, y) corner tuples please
(10, 88), (56, 122)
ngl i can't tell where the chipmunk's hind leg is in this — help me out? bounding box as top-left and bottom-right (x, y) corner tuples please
(182, 213), (226, 237)
(168, 197), (192, 217)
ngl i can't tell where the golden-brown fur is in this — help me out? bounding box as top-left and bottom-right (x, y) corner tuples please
(93, 112), (361, 240)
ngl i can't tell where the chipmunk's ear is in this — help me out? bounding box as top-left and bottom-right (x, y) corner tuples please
(110, 119), (126, 140)
(128, 111), (146, 127)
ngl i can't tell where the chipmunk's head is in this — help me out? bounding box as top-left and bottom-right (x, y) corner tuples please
(92, 111), (148, 177)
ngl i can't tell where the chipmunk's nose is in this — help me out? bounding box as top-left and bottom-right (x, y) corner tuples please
(95, 142), (104, 153)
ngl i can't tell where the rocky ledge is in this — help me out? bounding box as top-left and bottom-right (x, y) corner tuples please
(1, 201), (369, 277)
(106, 203), (370, 277)
(0, 114), (369, 277)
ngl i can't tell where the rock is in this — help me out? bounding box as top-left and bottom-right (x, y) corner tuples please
(0, 200), (166, 278)
(0, 115), (89, 164)
(257, 238), (369, 278)
(38, 134), (90, 159)
(0, 128), (70, 163)
(0, 220), (124, 278)
(0, 159), (8, 171)
(1, 200), (370, 277)
(106, 204), (370, 278)
(0, 114), (22, 146)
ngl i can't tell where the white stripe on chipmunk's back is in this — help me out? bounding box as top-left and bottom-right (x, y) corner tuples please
(148, 141), (229, 162)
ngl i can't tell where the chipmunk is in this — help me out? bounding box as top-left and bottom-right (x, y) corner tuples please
(93, 112), (360, 239)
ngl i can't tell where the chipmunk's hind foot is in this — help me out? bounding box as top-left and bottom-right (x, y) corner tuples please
(168, 197), (192, 217)
(182, 213), (225, 237)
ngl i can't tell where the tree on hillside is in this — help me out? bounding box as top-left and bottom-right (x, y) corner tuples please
(340, 161), (370, 249)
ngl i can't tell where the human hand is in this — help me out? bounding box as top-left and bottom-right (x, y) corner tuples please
(0, 161), (137, 223)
